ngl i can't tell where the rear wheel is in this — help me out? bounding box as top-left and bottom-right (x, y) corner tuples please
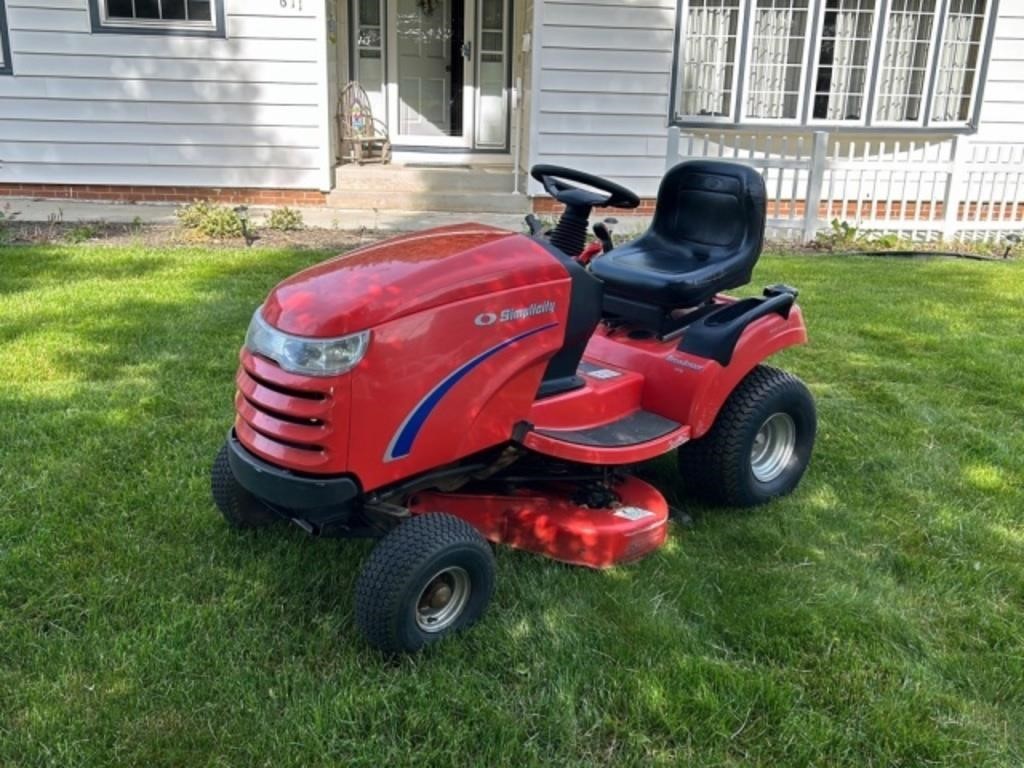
(211, 443), (278, 528)
(677, 365), (816, 507)
(355, 513), (495, 654)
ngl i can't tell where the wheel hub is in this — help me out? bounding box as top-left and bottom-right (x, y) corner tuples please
(415, 566), (470, 633)
(750, 412), (797, 483)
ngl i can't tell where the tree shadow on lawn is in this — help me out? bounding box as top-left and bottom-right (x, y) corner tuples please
(2, 247), (1023, 765)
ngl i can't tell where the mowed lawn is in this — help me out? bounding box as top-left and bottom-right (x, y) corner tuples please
(1, 242), (1022, 767)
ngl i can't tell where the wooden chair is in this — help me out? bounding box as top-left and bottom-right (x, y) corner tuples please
(338, 81), (391, 165)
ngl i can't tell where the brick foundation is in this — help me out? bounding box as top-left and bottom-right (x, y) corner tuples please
(532, 197), (1024, 222)
(0, 183), (328, 206)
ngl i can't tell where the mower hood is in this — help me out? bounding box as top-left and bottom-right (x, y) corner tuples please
(260, 224), (567, 337)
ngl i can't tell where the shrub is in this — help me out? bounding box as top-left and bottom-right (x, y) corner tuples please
(176, 201), (244, 239)
(267, 207), (304, 232)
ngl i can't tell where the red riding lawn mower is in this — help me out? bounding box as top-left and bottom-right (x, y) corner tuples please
(212, 161), (817, 653)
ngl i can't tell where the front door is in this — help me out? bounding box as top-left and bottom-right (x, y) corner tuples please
(390, 0), (473, 148)
(350, 0), (511, 152)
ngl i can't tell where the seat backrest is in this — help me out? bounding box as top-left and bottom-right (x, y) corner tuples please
(651, 160), (766, 266)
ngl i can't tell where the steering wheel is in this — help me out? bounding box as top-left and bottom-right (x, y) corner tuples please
(531, 165), (641, 211)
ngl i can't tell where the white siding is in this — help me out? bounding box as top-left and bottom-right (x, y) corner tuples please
(530, 0), (1024, 199)
(973, 4), (1024, 147)
(529, 0), (676, 196)
(0, 0), (332, 190)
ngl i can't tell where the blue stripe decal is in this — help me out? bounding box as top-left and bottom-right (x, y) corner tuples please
(384, 323), (558, 461)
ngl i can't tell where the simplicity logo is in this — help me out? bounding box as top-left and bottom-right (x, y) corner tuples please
(475, 301), (556, 327)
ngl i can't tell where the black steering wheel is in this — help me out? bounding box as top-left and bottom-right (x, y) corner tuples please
(531, 165), (641, 211)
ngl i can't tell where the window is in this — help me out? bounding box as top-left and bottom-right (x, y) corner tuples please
(671, 0), (995, 130)
(0, 0), (11, 75)
(351, 0), (386, 120)
(811, 0), (878, 122)
(88, 0), (225, 36)
(744, 0), (812, 120)
(677, 0), (743, 120)
(874, 0), (938, 123)
(932, 0), (987, 123)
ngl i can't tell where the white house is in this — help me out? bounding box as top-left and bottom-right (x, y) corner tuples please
(0, 0), (1020, 239)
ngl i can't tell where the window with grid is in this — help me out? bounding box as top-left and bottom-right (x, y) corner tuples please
(676, 0), (742, 120)
(672, 0), (994, 130)
(90, 0), (223, 34)
(745, 0), (811, 120)
(874, 0), (937, 123)
(0, 0), (10, 75)
(932, 0), (987, 123)
(811, 0), (877, 122)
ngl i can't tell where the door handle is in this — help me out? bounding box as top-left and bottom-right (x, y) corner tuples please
(461, 40), (472, 60)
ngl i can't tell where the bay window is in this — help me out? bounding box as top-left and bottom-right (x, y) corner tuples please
(671, 0), (995, 130)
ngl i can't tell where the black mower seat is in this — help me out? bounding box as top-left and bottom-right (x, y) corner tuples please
(590, 160), (767, 308)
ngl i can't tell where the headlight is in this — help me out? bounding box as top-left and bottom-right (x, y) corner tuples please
(245, 309), (370, 377)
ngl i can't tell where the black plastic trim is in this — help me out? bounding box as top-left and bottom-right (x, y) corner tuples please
(677, 292), (795, 366)
(227, 430), (360, 511)
(532, 237), (604, 397)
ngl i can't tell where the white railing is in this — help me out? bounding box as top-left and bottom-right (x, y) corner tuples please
(665, 127), (1024, 243)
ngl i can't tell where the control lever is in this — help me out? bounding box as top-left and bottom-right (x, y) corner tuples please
(592, 218), (616, 254)
(524, 213), (544, 237)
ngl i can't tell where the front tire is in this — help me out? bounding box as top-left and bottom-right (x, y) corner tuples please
(355, 513), (496, 654)
(678, 365), (816, 507)
(211, 443), (278, 528)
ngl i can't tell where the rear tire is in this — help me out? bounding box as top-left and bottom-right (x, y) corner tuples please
(355, 513), (495, 654)
(211, 443), (277, 528)
(677, 365), (816, 507)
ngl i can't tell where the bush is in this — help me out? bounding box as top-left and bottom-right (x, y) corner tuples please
(267, 207), (304, 232)
(176, 201), (244, 239)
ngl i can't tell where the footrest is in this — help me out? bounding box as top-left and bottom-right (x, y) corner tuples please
(537, 410), (680, 447)
(521, 410), (690, 465)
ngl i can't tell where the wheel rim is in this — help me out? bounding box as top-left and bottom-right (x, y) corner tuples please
(750, 412), (797, 483)
(415, 566), (471, 633)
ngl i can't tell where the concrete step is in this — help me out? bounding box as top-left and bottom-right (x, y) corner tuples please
(324, 189), (530, 214)
(334, 164), (518, 194)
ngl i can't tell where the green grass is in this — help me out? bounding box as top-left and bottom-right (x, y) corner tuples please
(1, 244), (1022, 767)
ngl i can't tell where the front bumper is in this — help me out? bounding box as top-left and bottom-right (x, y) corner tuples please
(226, 429), (361, 512)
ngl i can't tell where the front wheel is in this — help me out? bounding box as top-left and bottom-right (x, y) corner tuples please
(211, 443), (278, 528)
(678, 365), (816, 507)
(354, 513), (496, 654)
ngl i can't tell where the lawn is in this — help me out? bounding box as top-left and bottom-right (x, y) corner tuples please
(1, 243), (1022, 767)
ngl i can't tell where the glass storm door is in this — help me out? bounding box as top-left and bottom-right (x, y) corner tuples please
(388, 0), (473, 147)
(353, 0), (511, 150)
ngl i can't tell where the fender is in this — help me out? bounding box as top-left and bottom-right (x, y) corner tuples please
(675, 304), (808, 439)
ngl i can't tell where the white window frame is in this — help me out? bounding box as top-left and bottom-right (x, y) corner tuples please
(89, 0), (225, 37)
(929, 0), (994, 127)
(674, 0), (748, 125)
(738, 0), (816, 125)
(871, 0), (943, 128)
(806, 0), (883, 127)
(669, 0), (997, 132)
(0, 0), (11, 75)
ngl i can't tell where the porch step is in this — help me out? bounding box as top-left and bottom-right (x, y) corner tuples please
(325, 188), (529, 215)
(334, 164), (518, 194)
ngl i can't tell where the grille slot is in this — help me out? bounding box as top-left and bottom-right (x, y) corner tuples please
(240, 393), (324, 427)
(246, 366), (326, 401)
(245, 421), (325, 453)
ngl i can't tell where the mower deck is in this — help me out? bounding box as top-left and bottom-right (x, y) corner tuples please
(407, 474), (670, 568)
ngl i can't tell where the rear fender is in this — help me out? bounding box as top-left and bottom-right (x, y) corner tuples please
(676, 304), (807, 439)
